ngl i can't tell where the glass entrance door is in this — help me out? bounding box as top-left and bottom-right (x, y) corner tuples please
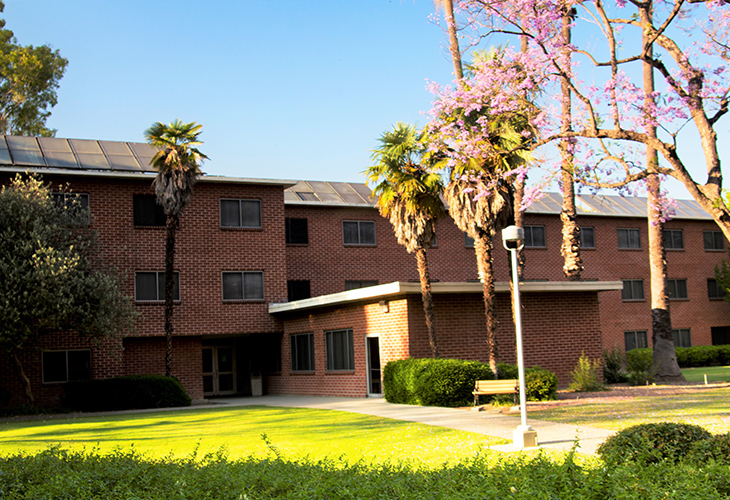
(202, 346), (236, 396)
(366, 336), (382, 395)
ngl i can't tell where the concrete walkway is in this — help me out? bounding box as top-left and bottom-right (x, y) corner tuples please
(206, 395), (614, 455)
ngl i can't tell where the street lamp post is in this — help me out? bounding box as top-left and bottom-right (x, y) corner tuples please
(501, 225), (538, 449)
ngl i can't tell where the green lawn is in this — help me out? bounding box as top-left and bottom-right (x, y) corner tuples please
(529, 385), (730, 433)
(0, 406), (507, 466)
(682, 365), (730, 383)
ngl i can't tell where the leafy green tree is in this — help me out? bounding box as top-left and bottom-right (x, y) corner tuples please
(367, 123), (446, 357)
(0, 2), (68, 136)
(145, 120), (207, 377)
(0, 174), (136, 403)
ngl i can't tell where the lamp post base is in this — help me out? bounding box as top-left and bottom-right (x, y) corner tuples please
(513, 425), (538, 449)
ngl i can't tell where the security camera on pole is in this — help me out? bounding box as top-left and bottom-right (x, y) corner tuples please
(502, 225), (538, 449)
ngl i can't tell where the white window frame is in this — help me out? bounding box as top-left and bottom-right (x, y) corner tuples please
(220, 198), (262, 228)
(342, 220), (376, 246)
(221, 271), (265, 301)
(326, 328), (355, 371)
(135, 271), (180, 302)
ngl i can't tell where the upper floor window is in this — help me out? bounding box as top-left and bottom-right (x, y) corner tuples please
(326, 328), (355, 371)
(579, 227), (595, 249)
(135, 271), (180, 302)
(672, 328), (692, 348)
(222, 271), (264, 300)
(621, 279), (645, 301)
(53, 192), (90, 224)
(524, 225), (546, 248)
(345, 280), (378, 291)
(663, 229), (684, 250)
(618, 228), (641, 249)
(708, 278), (726, 300)
(42, 350), (92, 383)
(291, 332), (315, 372)
(133, 194), (166, 226)
(287, 280), (311, 301)
(704, 230), (725, 251)
(285, 218), (308, 244)
(220, 199), (261, 228)
(343, 220), (376, 246)
(667, 278), (688, 300)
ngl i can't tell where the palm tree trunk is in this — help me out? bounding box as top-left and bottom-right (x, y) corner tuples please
(12, 351), (34, 404)
(164, 213), (177, 377)
(474, 233), (499, 377)
(559, 5), (582, 281)
(415, 248), (439, 357)
(642, 5), (684, 382)
(438, 0), (463, 80)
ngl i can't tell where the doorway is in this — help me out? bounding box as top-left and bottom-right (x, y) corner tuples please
(202, 346), (236, 396)
(366, 336), (382, 396)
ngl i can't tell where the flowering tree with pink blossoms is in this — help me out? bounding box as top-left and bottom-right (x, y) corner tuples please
(428, 0), (730, 381)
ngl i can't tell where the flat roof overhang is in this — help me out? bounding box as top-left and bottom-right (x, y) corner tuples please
(269, 280), (624, 315)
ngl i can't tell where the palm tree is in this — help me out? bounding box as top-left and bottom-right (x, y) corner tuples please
(366, 123), (446, 357)
(145, 119), (207, 377)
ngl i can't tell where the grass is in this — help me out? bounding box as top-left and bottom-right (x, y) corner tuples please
(529, 385), (730, 433)
(682, 365), (730, 383)
(0, 405), (508, 467)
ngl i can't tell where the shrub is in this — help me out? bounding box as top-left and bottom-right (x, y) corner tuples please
(597, 422), (713, 466)
(675, 345), (730, 367)
(63, 375), (191, 412)
(496, 362), (518, 379)
(569, 352), (605, 392)
(603, 346), (627, 384)
(496, 363), (558, 401)
(626, 348), (655, 385)
(688, 433), (730, 465)
(383, 358), (493, 407)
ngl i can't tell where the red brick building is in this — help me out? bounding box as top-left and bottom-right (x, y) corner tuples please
(0, 136), (727, 407)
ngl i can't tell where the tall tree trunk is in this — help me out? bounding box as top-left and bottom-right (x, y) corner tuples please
(559, 5), (582, 281)
(164, 213), (177, 377)
(415, 248), (439, 357)
(642, 5), (684, 382)
(441, 0), (463, 80)
(474, 233), (499, 377)
(12, 351), (34, 404)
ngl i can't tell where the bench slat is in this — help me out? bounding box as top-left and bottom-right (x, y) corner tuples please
(472, 379), (518, 405)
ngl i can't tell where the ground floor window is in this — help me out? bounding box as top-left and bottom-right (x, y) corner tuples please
(326, 328), (354, 371)
(624, 330), (648, 351)
(42, 350), (92, 383)
(672, 328), (692, 348)
(711, 326), (730, 346)
(291, 333), (315, 371)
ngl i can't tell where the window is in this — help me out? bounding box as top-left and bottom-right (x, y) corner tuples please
(524, 225), (546, 248)
(135, 272), (180, 302)
(53, 192), (90, 224)
(133, 194), (166, 226)
(704, 231), (725, 251)
(618, 228), (641, 249)
(465, 234), (475, 248)
(625, 331), (648, 351)
(287, 280), (311, 301)
(672, 328), (692, 348)
(667, 279), (688, 300)
(291, 332), (315, 371)
(42, 350), (91, 383)
(711, 326), (730, 346)
(663, 229), (684, 250)
(708, 278), (726, 300)
(326, 328), (355, 371)
(345, 280), (378, 291)
(579, 227), (595, 249)
(220, 199), (261, 228)
(222, 271), (264, 300)
(343, 220), (376, 245)
(621, 279), (645, 301)
(285, 218), (308, 244)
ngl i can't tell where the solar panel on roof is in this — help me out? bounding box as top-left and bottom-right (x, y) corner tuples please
(128, 143), (156, 171)
(75, 153), (110, 170)
(44, 151), (77, 168)
(6, 136), (39, 150)
(331, 182), (369, 204)
(0, 137), (11, 165)
(7, 136), (44, 166)
(38, 137), (73, 152)
(69, 139), (104, 154)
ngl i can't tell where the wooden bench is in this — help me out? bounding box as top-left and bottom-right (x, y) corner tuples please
(473, 379), (519, 406)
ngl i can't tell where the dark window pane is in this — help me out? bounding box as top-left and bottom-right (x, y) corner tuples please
(156, 272), (180, 301)
(291, 333), (314, 371)
(668, 279), (687, 299)
(708, 279), (725, 299)
(43, 351), (67, 383)
(243, 272), (264, 299)
(359, 222), (376, 245)
(326, 329), (354, 370)
(618, 228), (640, 249)
(711, 326), (730, 345)
(704, 231), (725, 251)
(345, 280), (378, 291)
(220, 200), (241, 227)
(672, 329), (691, 348)
(525, 226), (545, 247)
(202, 349), (213, 373)
(135, 272), (158, 301)
(222, 273), (244, 300)
(288, 280), (311, 301)
(663, 230), (684, 250)
(286, 218), (309, 244)
(240, 200), (261, 228)
(133, 195), (165, 226)
(67, 351), (91, 381)
(343, 221), (359, 244)
(579, 227), (595, 248)
(465, 234), (475, 248)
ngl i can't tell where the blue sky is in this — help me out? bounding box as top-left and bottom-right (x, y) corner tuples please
(4, 1), (455, 183)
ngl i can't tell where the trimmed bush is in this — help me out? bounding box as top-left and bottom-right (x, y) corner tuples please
(675, 345), (730, 368)
(597, 422), (713, 466)
(688, 433), (730, 465)
(498, 363), (558, 401)
(383, 358), (493, 407)
(603, 346), (627, 384)
(64, 375), (191, 412)
(496, 362), (518, 379)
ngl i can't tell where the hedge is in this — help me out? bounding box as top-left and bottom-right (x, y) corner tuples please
(64, 375), (192, 412)
(627, 345), (730, 369)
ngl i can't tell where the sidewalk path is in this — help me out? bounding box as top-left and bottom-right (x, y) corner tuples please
(206, 395), (614, 455)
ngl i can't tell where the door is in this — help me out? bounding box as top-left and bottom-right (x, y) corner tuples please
(202, 346), (236, 396)
(366, 336), (382, 396)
